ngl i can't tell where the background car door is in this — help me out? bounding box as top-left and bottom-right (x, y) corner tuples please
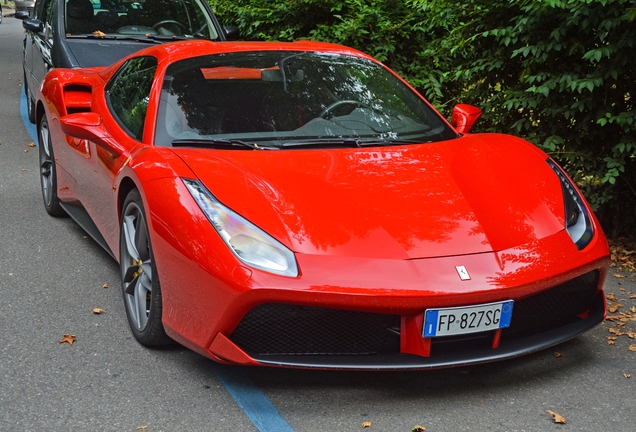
(27, 0), (57, 95)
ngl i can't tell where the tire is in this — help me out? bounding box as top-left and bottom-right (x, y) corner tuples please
(38, 115), (66, 216)
(24, 74), (36, 124)
(120, 189), (170, 346)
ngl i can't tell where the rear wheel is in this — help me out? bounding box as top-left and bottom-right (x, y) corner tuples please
(120, 189), (170, 346)
(38, 115), (66, 216)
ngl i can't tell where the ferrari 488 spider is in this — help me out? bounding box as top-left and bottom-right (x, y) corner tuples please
(36, 40), (610, 370)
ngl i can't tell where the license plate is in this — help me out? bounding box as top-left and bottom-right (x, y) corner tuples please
(423, 300), (514, 337)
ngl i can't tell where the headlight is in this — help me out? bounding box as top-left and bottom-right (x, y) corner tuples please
(183, 179), (299, 277)
(546, 158), (594, 250)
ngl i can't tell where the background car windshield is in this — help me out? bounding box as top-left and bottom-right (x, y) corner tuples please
(155, 51), (457, 147)
(65, 0), (218, 39)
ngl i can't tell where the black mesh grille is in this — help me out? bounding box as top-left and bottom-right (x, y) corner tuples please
(503, 270), (600, 338)
(230, 271), (600, 357)
(230, 304), (400, 356)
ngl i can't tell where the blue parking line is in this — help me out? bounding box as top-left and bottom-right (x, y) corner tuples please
(20, 91), (38, 143)
(20, 89), (294, 432)
(209, 362), (295, 432)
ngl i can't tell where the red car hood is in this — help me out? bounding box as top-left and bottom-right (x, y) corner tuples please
(172, 134), (566, 259)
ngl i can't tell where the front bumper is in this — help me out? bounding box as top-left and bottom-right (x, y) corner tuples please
(207, 270), (605, 370)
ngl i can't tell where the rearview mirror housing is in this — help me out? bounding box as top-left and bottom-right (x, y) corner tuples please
(451, 104), (482, 134)
(60, 112), (124, 157)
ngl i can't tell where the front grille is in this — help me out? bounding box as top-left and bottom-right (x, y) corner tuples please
(230, 270), (600, 357)
(503, 270), (599, 338)
(230, 304), (400, 356)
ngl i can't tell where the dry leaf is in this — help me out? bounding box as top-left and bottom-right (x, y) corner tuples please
(362, 421), (372, 428)
(607, 293), (618, 302)
(27, 142), (36, 147)
(21, 168), (27, 172)
(631, 306), (636, 313)
(554, 352), (566, 358)
(624, 373), (631, 378)
(135, 427), (148, 431)
(608, 304), (623, 313)
(102, 283), (109, 289)
(92, 308), (105, 314)
(629, 345), (636, 352)
(630, 294), (636, 299)
(547, 410), (566, 424)
(613, 273), (626, 278)
(609, 328), (623, 335)
(626, 332), (636, 339)
(59, 334), (76, 345)
(24, 150), (29, 153)
(412, 427), (426, 432)
(93, 30), (106, 37)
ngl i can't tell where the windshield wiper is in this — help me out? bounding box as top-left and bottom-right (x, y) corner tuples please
(69, 34), (164, 44)
(171, 139), (278, 150)
(281, 137), (424, 149)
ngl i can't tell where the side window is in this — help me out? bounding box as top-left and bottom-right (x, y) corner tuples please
(106, 57), (158, 140)
(37, 0), (56, 38)
(45, 0), (57, 41)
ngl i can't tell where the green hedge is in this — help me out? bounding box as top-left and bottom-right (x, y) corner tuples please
(210, 0), (636, 238)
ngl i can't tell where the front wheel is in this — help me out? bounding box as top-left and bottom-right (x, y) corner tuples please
(120, 189), (170, 346)
(39, 115), (66, 216)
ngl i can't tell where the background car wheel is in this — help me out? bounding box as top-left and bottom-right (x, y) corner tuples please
(120, 189), (170, 346)
(24, 74), (35, 123)
(38, 115), (66, 216)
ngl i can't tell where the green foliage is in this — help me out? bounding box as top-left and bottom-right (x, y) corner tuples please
(210, 0), (636, 237)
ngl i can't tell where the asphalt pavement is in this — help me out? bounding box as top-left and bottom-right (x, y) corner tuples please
(1, 13), (635, 431)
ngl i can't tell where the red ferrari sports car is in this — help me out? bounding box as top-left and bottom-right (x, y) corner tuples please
(36, 40), (610, 370)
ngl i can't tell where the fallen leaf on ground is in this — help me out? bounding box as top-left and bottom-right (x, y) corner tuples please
(362, 421), (372, 428)
(547, 410), (566, 424)
(613, 273), (626, 278)
(92, 308), (105, 314)
(93, 30), (106, 37)
(629, 345), (636, 352)
(608, 304), (623, 313)
(59, 334), (76, 345)
(24, 150), (29, 153)
(624, 373), (631, 378)
(135, 427), (148, 430)
(630, 294), (636, 299)
(608, 336), (617, 345)
(27, 142), (35, 147)
(554, 352), (566, 358)
(412, 426), (426, 432)
(609, 328), (623, 335)
(102, 283), (109, 289)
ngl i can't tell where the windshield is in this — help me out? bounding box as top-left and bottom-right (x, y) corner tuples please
(65, 0), (219, 40)
(155, 51), (457, 148)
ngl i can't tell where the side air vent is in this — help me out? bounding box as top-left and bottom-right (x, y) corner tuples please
(64, 85), (92, 114)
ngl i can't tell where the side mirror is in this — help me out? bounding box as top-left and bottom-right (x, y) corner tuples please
(223, 25), (239, 41)
(22, 18), (44, 32)
(451, 104), (482, 134)
(60, 112), (124, 157)
(15, 11), (31, 20)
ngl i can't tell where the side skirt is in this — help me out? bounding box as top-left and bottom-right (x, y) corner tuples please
(59, 202), (115, 259)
